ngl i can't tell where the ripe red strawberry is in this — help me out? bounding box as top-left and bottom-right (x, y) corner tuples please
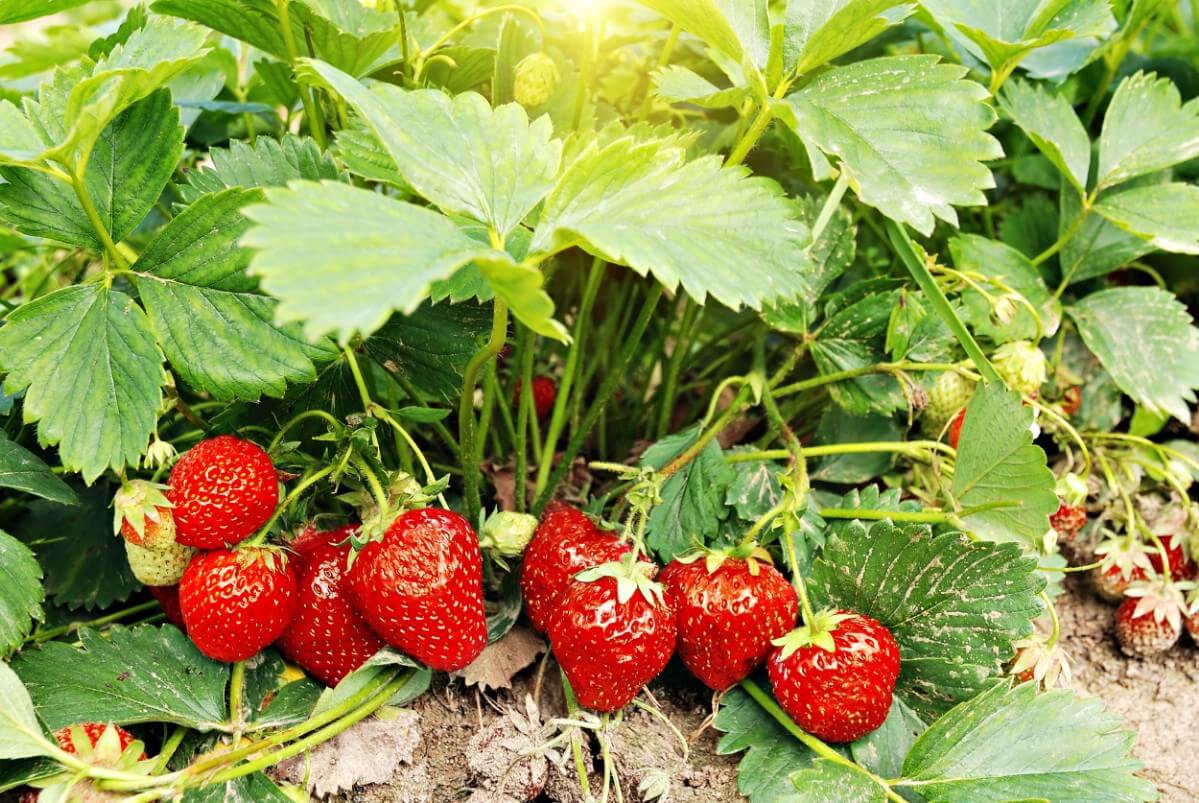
(54, 723), (145, 759)
(179, 547), (298, 662)
(520, 503), (636, 633)
(1049, 502), (1086, 539)
(947, 408), (965, 450)
(514, 376), (557, 419)
(1147, 534), (1197, 581)
(547, 557), (675, 712)
(149, 585), (185, 630)
(168, 435), (279, 549)
(19, 724), (150, 802)
(1115, 585), (1184, 657)
(660, 546), (797, 691)
(767, 610), (900, 743)
(347, 508), (488, 672)
(1061, 386), (1082, 416)
(279, 525), (384, 686)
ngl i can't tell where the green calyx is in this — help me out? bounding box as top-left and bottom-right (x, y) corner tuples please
(772, 609), (855, 658)
(112, 479), (173, 540)
(675, 542), (776, 576)
(575, 552), (666, 608)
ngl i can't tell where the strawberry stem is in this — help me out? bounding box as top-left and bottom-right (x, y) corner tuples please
(227, 661), (246, 737)
(266, 409), (344, 454)
(560, 670), (592, 799)
(28, 600), (158, 645)
(461, 300), (510, 521)
(245, 463), (337, 547)
(370, 405), (448, 508)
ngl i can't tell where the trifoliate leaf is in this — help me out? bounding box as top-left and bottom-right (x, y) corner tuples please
(782, 56), (1001, 235)
(1093, 182), (1199, 255)
(13, 625), (229, 731)
(999, 79), (1090, 194)
(531, 134), (812, 310)
(951, 233), (1060, 343)
(300, 59), (561, 238)
(0, 530), (42, 660)
(652, 65), (749, 109)
(951, 382), (1058, 545)
(1058, 179), (1153, 284)
(0, 663), (50, 760)
(1068, 286), (1199, 422)
(809, 519), (1044, 719)
(0, 285), (164, 484)
(133, 187), (334, 401)
(783, 0), (914, 75)
(789, 760), (885, 802)
(635, 0), (769, 68)
(1097, 70), (1199, 189)
(243, 180), (506, 342)
(896, 683), (1155, 802)
(714, 686), (816, 803)
(0, 433), (76, 505)
(810, 291), (906, 416)
(641, 427), (735, 562)
(361, 302), (491, 402)
(179, 134), (340, 203)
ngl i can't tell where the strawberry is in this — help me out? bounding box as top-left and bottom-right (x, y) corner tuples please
(660, 546), (797, 691)
(922, 371), (974, 434)
(179, 547), (298, 662)
(514, 376), (557, 419)
(520, 503), (636, 633)
(767, 610), (900, 743)
(149, 585), (185, 630)
(1093, 540), (1153, 602)
(347, 508), (488, 672)
(947, 408), (965, 450)
(112, 480), (174, 548)
(1060, 386), (1082, 416)
(1115, 584), (1184, 657)
(513, 52), (560, 107)
(168, 435), (279, 549)
(19, 724), (150, 802)
(1147, 534), (1197, 581)
(992, 340), (1047, 397)
(125, 538), (196, 586)
(1050, 502), (1087, 540)
(1008, 633), (1071, 689)
(54, 723), (145, 760)
(547, 557), (675, 712)
(279, 525), (385, 686)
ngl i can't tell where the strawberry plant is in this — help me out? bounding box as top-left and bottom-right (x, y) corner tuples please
(1, 0), (1198, 800)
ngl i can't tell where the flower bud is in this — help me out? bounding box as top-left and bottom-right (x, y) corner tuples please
(514, 53), (560, 108)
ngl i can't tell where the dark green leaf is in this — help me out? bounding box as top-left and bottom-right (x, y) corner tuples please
(0, 433), (76, 505)
(789, 760), (884, 802)
(811, 291), (905, 416)
(714, 685), (816, 803)
(0, 530), (43, 659)
(850, 697), (926, 781)
(810, 408), (902, 484)
(362, 302), (491, 403)
(181, 772), (294, 802)
(725, 450), (784, 521)
(821, 486), (921, 539)
(640, 427), (735, 562)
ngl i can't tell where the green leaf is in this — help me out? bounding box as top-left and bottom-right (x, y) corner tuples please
(999, 79), (1090, 193)
(789, 760), (884, 802)
(635, 0), (769, 68)
(11, 484), (140, 611)
(1097, 70), (1199, 189)
(850, 697), (926, 781)
(133, 187), (333, 401)
(181, 773), (294, 802)
(783, 0), (914, 75)
(300, 60), (560, 238)
(821, 485), (922, 540)
(1058, 180), (1153, 284)
(809, 519), (1044, 719)
(242, 180), (506, 342)
(13, 625), (230, 731)
(810, 408), (902, 483)
(714, 686), (815, 803)
(725, 450), (784, 521)
(0, 0), (90, 25)
(532, 135), (812, 310)
(1068, 286), (1199, 422)
(999, 193), (1058, 258)
(0, 89), (183, 250)
(0, 285), (164, 483)
(362, 302), (491, 402)
(312, 650), (428, 717)
(0, 663), (50, 761)
(652, 66), (749, 109)
(640, 427), (735, 562)
(0, 100), (47, 163)
(782, 56), (1002, 235)
(951, 233), (1060, 343)
(811, 291), (906, 416)
(1093, 182), (1199, 255)
(897, 683), (1155, 802)
(0, 530), (43, 659)
(0, 433), (76, 505)
(179, 134), (341, 203)
(951, 382), (1058, 545)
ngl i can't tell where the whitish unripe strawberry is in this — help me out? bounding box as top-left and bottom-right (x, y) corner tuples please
(514, 53), (559, 107)
(992, 341), (1047, 397)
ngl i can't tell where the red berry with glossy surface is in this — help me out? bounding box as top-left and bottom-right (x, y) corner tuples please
(179, 548), (298, 662)
(149, 585), (185, 630)
(660, 551), (797, 691)
(347, 508), (487, 672)
(547, 561), (675, 712)
(767, 611), (900, 743)
(168, 436), (279, 549)
(520, 503), (635, 633)
(279, 525), (385, 686)
(1147, 534), (1197, 581)
(515, 376), (557, 419)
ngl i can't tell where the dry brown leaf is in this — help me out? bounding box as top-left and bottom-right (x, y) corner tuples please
(453, 625), (546, 691)
(274, 708), (421, 797)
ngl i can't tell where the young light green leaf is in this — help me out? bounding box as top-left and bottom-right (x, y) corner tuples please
(714, 686), (816, 803)
(0, 663), (51, 760)
(0, 530), (43, 659)
(0, 101), (45, 164)
(951, 233), (1060, 343)
(13, 625), (230, 731)
(133, 188), (334, 401)
(0, 285), (164, 484)
(782, 56), (1001, 235)
(179, 134), (341, 203)
(0, 433), (77, 505)
(1097, 71), (1199, 189)
(897, 683), (1155, 802)
(242, 180), (507, 342)
(789, 760), (884, 802)
(1093, 182), (1199, 255)
(951, 382), (1058, 546)
(531, 135), (811, 310)
(1068, 286), (1199, 422)
(636, 0), (768, 67)
(999, 79), (1090, 193)
(652, 65), (749, 109)
(300, 60), (561, 238)
(783, 0), (914, 75)
(0, 0), (90, 24)
(810, 519), (1044, 719)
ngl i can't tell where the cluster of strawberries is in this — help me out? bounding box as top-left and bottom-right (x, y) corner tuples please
(521, 504), (901, 742)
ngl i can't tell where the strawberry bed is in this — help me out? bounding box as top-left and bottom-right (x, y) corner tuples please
(2, 1), (1199, 802)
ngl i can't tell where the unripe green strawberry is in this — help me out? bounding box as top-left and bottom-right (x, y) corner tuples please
(922, 371), (974, 434)
(992, 340), (1047, 397)
(125, 538), (196, 586)
(513, 53), (559, 107)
